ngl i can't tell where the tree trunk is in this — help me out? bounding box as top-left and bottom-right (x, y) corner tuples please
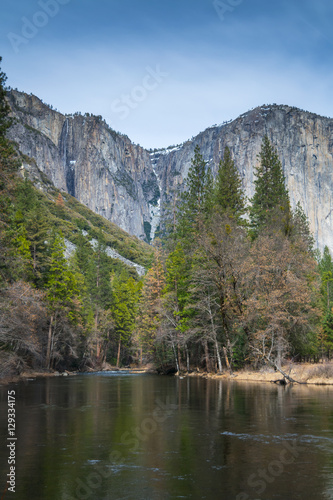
(226, 336), (234, 372)
(95, 257), (100, 361)
(219, 295), (233, 372)
(49, 317), (57, 370)
(223, 346), (231, 372)
(171, 340), (180, 373)
(185, 345), (190, 372)
(46, 315), (54, 369)
(177, 342), (182, 372)
(95, 310), (101, 361)
(116, 339), (121, 367)
(276, 340), (282, 369)
(215, 341), (223, 373)
(204, 341), (210, 372)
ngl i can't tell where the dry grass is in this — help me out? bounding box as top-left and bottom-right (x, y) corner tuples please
(186, 362), (333, 385)
(291, 363), (333, 384)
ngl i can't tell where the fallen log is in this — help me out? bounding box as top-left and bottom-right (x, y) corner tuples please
(272, 378), (287, 385)
(263, 356), (305, 384)
(251, 347), (305, 384)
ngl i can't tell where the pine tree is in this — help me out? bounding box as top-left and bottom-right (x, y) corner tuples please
(15, 177), (36, 213)
(0, 60), (19, 284)
(137, 245), (165, 363)
(319, 246), (333, 312)
(0, 57), (12, 141)
(74, 233), (94, 279)
(321, 309), (333, 358)
(14, 179), (51, 286)
(82, 233), (113, 362)
(14, 223), (33, 280)
(177, 145), (213, 239)
(0, 58), (18, 173)
(250, 136), (290, 236)
(45, 231), (81, 368)
(25, 203), (51, 287)
(112, 272), (141, 367)
(165, 243), (190, 314)
(56, 193), (65, 208)
(214, 146), (246, 221)
(163, 242), (192, 371)
(91, 235), (113, 310)
(204, 167), (214, 217)
(291, 201), (315, 253)
(46, 232), (75, 307)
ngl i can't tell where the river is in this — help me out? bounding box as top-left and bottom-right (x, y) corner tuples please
(1, 372), (333, 500)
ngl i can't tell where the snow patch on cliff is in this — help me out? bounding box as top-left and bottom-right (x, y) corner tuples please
(64, 238), (146, 276)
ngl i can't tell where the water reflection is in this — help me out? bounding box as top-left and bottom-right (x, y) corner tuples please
(1, 375), (333, 499)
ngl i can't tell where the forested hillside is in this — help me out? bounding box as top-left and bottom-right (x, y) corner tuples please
(0, 60), (153, 378)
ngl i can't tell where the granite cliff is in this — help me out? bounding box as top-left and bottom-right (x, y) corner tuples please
(152, 105), (333, 253)
(7, 90), (333, 253)
(7, 90), (159, 242)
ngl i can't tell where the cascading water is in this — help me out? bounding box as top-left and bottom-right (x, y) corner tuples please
(60, 117), (75, 197)
(149, 151), (162, 241)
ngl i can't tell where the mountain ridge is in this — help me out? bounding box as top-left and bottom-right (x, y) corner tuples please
(6, 89), (333, 253)
(152, 102), (333, 254)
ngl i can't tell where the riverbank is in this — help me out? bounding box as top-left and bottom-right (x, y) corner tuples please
(2, 362), (333, 386)
(0, 364), (154, 386)
(185, 362), (333, 385)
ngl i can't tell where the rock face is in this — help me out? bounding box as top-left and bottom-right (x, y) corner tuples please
(7, 91), (333, 253)
(153, 105), (333, 254)
(7, 90), (159, 242)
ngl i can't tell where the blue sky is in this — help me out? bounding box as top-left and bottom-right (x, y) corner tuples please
(1, 0), (333, 148)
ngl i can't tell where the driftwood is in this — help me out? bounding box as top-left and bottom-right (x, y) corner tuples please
(273, 378), (287, 385)
(265, 356), (306, 384)
(252, 348), (305, 385)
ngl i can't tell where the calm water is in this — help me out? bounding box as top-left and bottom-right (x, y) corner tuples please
(1, 373), (333, 500)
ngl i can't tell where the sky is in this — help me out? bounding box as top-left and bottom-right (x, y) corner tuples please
(1, 0), (333, 148)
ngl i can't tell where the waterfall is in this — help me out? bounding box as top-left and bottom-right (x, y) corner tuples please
(61, 118), (69, 168)
(60, 118), (75, 197)
(149, 151), (162, 241)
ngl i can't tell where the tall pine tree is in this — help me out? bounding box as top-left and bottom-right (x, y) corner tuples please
(0, 57), (12, 143)
(214, 146), (246, 221)
(112, 272), (140, 367)
(136, 245), (165, 363)
(15, 181), (52, 287)
(177, 145), (212, 240)
(45, 231), (81, 368)
(0, 57), (18, 173)
(250, 136), (290, 236)
(290, 201), (315, 253)
(319, 246), (333, 312)
(0, 59), (20, 284)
